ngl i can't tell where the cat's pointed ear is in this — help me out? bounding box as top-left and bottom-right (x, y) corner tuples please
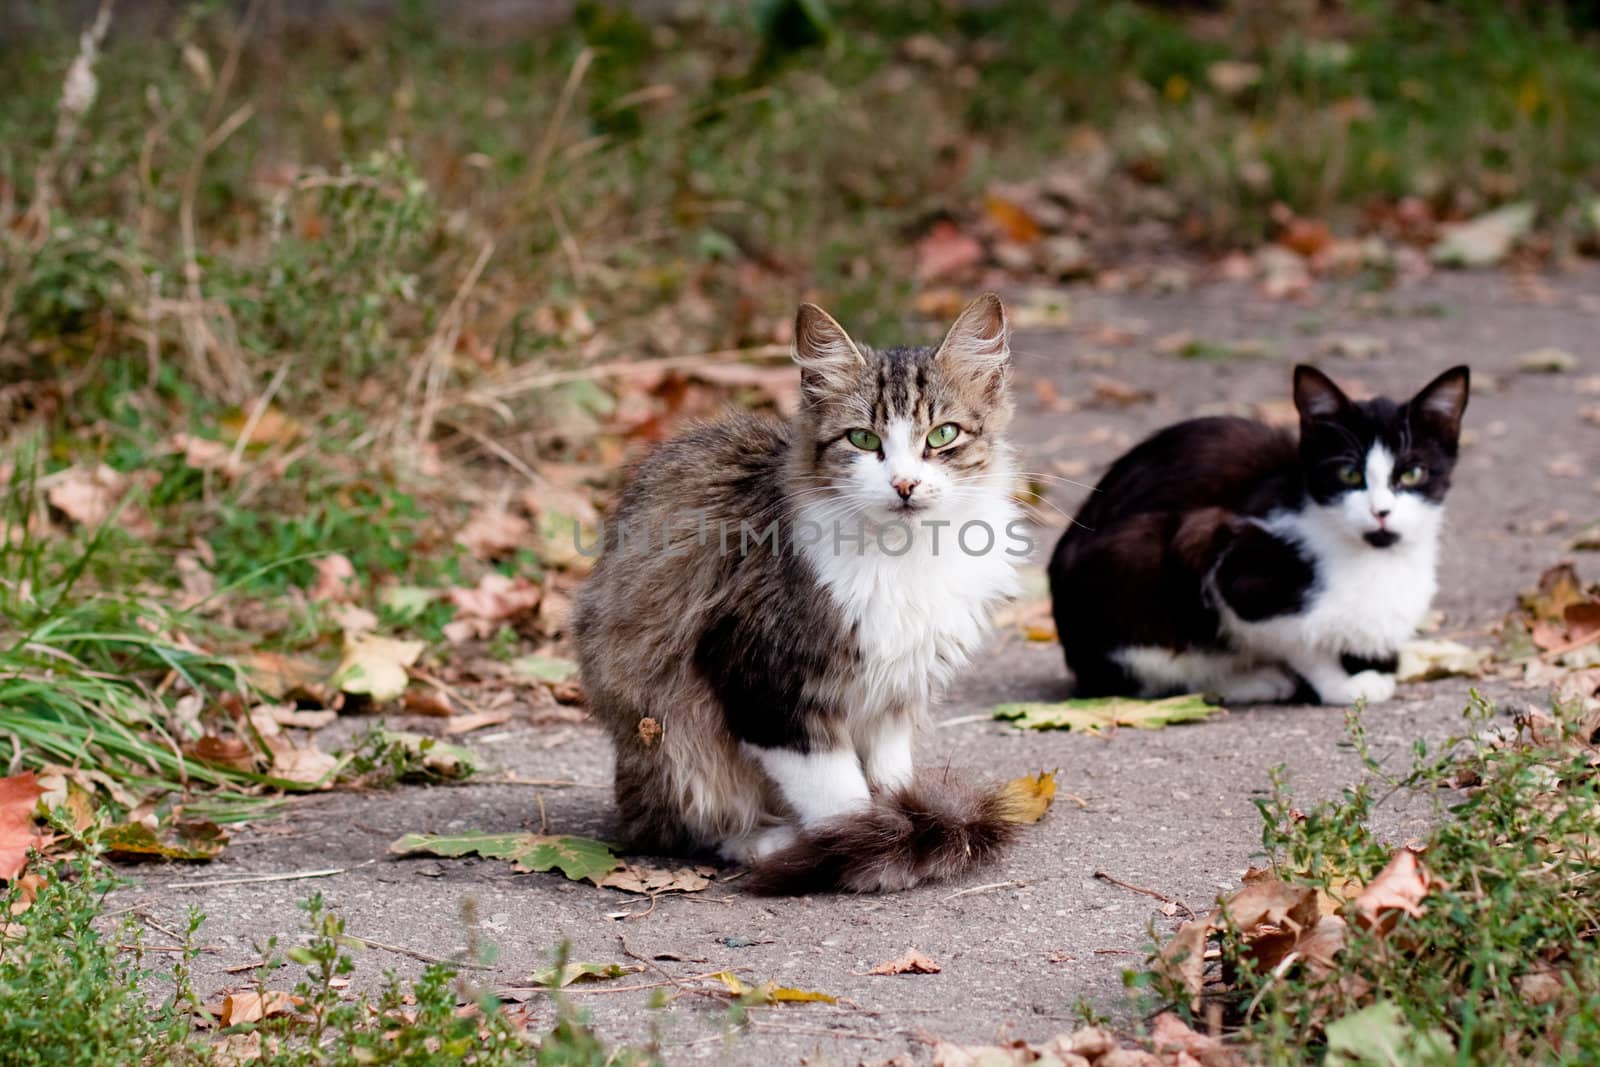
(793, 303), (866, 403)
(1293, 364), (1352, 422)
(935, 292), (1010, 379)
(1410, 364), (1470, 441)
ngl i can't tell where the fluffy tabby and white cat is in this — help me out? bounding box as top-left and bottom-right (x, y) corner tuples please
(1049, 364), (1470, 706)
(574, 294), (1026, 893)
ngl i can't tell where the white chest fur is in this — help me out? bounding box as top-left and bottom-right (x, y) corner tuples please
(1221, 505), (1441, 659)
(798, 491), (1020, 716)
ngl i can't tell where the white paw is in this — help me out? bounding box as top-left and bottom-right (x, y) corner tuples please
(719, 824), (798, 864)
(1318, 670), (1397, 706)
(1216, 668), (1299, 705)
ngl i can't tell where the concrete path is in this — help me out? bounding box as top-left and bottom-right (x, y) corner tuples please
(117, 268), (1600, 1065)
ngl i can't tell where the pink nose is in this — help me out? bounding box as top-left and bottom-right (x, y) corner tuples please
(892, 478), (920, 501)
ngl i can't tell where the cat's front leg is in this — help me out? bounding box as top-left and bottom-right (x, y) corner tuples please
(748, 744), (871, 826)
(1287, 651), (1397, 706)
(858, 713), (915, 793)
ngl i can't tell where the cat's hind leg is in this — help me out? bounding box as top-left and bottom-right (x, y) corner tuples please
(855, 711), (915, 794)
(747, 744), (871, 826)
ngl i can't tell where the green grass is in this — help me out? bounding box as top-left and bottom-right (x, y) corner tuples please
(1137, 696), (1600, 1064)
(0, 866), (651, 1066)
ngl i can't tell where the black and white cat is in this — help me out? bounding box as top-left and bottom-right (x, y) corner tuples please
(1048, 364), (1470, 706)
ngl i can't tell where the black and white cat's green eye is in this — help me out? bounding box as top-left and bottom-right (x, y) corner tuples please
(1398, 465), (1426, 487)
(1336, 466), (1364, 487)
(846, 428), (882, 451)
(926, 423), (960, 449)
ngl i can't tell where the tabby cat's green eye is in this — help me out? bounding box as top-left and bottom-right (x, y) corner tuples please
(846, 428), (881, 451)
(926, 423), (960, 448)
(1398, 465), (1426, 487)
(1337, 466), (1364, 487)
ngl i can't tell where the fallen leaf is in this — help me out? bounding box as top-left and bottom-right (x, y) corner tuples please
(530, 961), (644, 987)
(171, 433), (235, 474)
(712, 971), (837, 1005)
(1281, 217), (1334, 258)
(182, 735), (259, 773)
(267, 741), (341, 788)
(46, 465), (120, 527)
(309, 553), (357, 602)
(1350, 849), (1429, 933)
(1086, 376), (1151, 409)
(1324, 1000), (1455, 1066)
(332, 634), (425, 703)
(1156, 920), (1210, 1008)
(510, 654), (579, 684)
(443, 574), (542, 642)
(1206, 59), (1261, 96)
(984, 194), (1041, 244)
(403, 688), (454, 717)
(996, 770), (1057, 824)
(241, 652), (330, 703)
(100, 820), (227, 862)
(0, 773), (48, 881)
(916, 221), (984, 280)
(265, 704), (337, 730)
(994, 694), (1218, 735)
(220, 406), (301, 448)
(1397, 640), (1489, 682)
(597, 862), (715, 894)
(457, 508), (533, 560)
(390, 831), (619, 883)
(1151, 1012), (1244, 1065)
(1517, 966), (1568, 1007)
(868, 949), (942, 975)
(1514, 347), (1578, 374)
(442, 710), (512, 736)
(1431, 202), (1535, 268)
(1218, 876), (1320, 972)
(219, 990), (296, 1027)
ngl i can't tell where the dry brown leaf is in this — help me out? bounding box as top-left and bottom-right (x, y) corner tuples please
(984, 194), (1042, 244)
(265, 704), (338, 730)
(183, 736), (259, 773)
(267, 741), (339, 788)
(0, 773), (48, 881)
(1151, 1012), (1245, 1066)
(309, 553), (358, 603)
(457, 508), (533, 561)
(868, 949), (942, 975)
(597, 862), (715, 894)
(170, 433), (236, 474)
(221, 406), (301, 448)
(1086, 376), (1152, 409)
(1157, 920), (1210, 1007)
(444, 574), (542, 643)
(403, 688), (455, 717)
(46, 465), (120, 527)
(442, 710), (512, 736)
(916, 221), (984, 280)
(1296, 914), (1348, 979)
(241, 652), (331, 703)
(1350, 849), (1430, 933)
(220, 989), (296, 1027)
